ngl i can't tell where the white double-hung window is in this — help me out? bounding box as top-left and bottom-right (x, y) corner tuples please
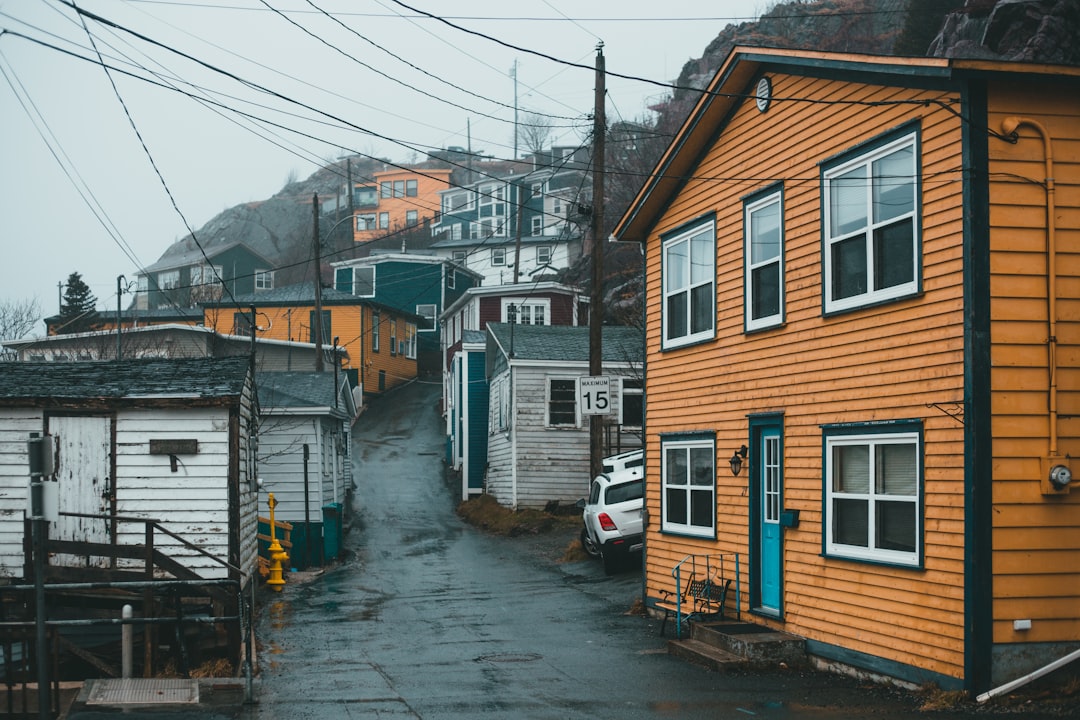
(824, 422), (922, 567)
(662, 218), (715, 349)
(822, 128), (919, 314)
(744, 187), (784, 330)
(661, 434), (715, 538)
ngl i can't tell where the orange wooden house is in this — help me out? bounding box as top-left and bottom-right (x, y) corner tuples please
(201, 283), (423, 396)
(614, 47), (1080, 695)
(353, 166), (452, 242)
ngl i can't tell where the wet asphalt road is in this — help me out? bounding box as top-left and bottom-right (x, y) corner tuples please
(243, 379), (938, 720)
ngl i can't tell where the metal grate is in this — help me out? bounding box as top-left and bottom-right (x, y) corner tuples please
(85, 678), (199, 705)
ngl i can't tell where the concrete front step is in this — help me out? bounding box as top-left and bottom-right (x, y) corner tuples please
(667, 638), (747, 671)
(671, 620), (807, 668)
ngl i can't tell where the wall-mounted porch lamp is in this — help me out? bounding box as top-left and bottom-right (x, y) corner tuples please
(729, 445), (748, 476)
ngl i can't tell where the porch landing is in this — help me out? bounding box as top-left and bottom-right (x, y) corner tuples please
(668, 620), (806, 671)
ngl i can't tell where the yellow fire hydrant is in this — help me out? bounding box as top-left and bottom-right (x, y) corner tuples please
(266, 493), (289, 591)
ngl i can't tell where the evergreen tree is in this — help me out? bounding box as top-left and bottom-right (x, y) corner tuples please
(58, 271), (99, 334)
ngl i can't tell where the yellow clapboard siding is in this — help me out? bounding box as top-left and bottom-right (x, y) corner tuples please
(993, 619), (1080, 644)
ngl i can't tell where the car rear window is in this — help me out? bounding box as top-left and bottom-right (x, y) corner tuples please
(605, 480), (643, 505)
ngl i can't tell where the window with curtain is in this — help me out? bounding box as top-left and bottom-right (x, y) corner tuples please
(824, 423), (921, 566)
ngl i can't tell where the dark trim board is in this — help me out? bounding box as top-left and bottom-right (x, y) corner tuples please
(805, 639), (964, 692)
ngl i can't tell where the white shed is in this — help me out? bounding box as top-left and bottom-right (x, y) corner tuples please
(0, 357), (259, 586)
(256, 371), (356, 569)
(484, 324), (643, 509)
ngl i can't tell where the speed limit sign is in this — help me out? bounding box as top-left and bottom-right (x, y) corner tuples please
(578, 376), (613, 415)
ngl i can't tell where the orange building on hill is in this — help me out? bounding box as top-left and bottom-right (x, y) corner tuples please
(352, 166), (452, 242)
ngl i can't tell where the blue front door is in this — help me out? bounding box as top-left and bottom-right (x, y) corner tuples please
(758, 428), (781, 614)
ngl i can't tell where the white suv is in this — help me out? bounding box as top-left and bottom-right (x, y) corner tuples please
(578, 465), (644, 575)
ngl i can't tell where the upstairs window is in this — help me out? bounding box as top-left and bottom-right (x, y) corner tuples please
(371, 310), (380, 352)
(536, 245), (552, 265)
(405, 179), (418, 197)
(491, 248), (506, 266)
(254, 270), (274, 291)
(744, 187), (784, 331)
(662, 218), (715, 349)
(822, 128), (919, 314)
(416, 303), (437, 330)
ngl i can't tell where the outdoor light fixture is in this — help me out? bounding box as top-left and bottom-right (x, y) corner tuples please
(729, 445), (748, 476)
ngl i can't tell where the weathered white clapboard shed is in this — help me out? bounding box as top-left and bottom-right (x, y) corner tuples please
(484, 324), (644, 509)
(256, 371), (356, 569)
(0, 357), (259, 586)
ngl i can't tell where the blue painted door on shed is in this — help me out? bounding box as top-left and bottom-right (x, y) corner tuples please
(758, 427), (781, 614)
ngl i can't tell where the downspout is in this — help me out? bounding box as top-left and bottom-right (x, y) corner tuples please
(1001, 117), (1059, 456)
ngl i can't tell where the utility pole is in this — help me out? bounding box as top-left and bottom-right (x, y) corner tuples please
(345, 158), (355, 250)
(116, 275), (125, 361)
(589, 42), (606, 480)
(312, 193), (324, 372)
(28, 432), (54, 720)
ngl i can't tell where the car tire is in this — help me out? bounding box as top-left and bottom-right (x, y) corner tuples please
(581, 528), (601, 558)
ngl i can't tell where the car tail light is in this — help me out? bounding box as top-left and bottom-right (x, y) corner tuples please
(598, 513), (618, 531)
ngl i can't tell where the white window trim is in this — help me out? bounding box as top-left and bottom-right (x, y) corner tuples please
(661, 436), (716, 538)
(254, 269), (274, 290)
(501, 297), (550, 325)
(536, 245), (553, 264)
(546, 377), (579, 428)
(824, 428), (922, 567)
(822, 131), (920, 314)
(618, 377), (643, 428)
(491, 247), (506, 266)
(661, 218), (716, 349)
(352, 267), (376, 298)
(744, 190), (784, 331)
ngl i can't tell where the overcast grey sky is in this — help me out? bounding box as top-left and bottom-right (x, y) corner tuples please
(0, 0), (763, 328)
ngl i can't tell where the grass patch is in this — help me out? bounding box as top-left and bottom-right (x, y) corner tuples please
(457, 494), (579, 536)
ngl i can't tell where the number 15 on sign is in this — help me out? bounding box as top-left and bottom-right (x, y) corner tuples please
(578, 376), (613, 415)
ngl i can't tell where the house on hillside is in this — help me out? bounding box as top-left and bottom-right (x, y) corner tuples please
(429, 147), (589, 285)
(332, 253), (481, 376)
(135, 241), (275, 310)
(257, 372), (356, 570)
(612, 46), (1080, 694)
(484, 323), (643, 510)
(352, 166), (452, 242)
(5, 323), (346, 371)
(439, 283), (590, 500)
(201, 282), (423, 395)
